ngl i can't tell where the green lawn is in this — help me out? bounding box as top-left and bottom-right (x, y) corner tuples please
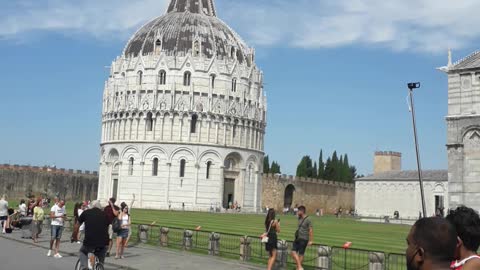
(130, 209), (410, 254)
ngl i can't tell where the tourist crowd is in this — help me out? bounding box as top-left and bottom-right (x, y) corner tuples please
(1, 193), (480, 270)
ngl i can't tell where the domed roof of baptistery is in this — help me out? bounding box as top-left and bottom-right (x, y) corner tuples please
(123, 0), (252, 64)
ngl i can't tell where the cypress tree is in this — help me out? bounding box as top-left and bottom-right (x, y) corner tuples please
(313, 162), (318, 178)
(318, 150), (325, 179)
(263, 155), (270, 174)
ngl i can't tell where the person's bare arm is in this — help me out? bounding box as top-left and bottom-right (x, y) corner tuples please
(275, 221), (281, 233)
(49, 211), (55, 219)
(110, 202), (119, 216)
(308, 227), (314, 246)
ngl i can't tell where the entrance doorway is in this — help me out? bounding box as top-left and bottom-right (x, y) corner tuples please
(112, 179), (119, 199)
(435, 195), (445, 216)
(284, 184), (295, 209)
(223, 179), (235, 209)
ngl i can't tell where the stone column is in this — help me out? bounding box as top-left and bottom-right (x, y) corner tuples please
(143, 115), (147, 140)
(183, 230), (193, 250)
(194, 163), (200, 208)
(215, 121), (219, 144)
(240, 236), (251, 261)
(369, 252), (385, 270)
(230, 122), (234, 146)
(169, 115), (174, 141)
(219, 166), (225, 208)
(166, 162), (172, 206)
(160, 227), (169, 247)
(207, 119), (211, 143)
(136, 117), (140, 140)
(187, 116), (192, 142)
(159, 116), (164, 141)
(129, 118), (133, 140)
(209, 233), (221, 256)
(317, 246), (331, 270)
(179, 117), (183, 141)
(253, 171), (259, 212)
(244, 124), (248, 148)
(249, 124), (254, 149)
(275, 240), (289, 268)
(140, 161), (145, 208)
(117, 119), (122, 140)
(197, 118), (202, 143)
(152, 117), (157, 140)
(223, 121), (227, 145)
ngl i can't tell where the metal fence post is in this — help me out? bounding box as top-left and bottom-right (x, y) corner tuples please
(138, 225), (149, 244)
(240, 236), (251, 261)
(275, 240), (288, 269)
(184, 230), (193, 250)
(160, 227), (169, 247)
(209, 232), (221, 256)
(317, 245), (332, 270)
(369, 252), (385, 270)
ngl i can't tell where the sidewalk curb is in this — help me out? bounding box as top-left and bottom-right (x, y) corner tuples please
(0, 234), (137, 270)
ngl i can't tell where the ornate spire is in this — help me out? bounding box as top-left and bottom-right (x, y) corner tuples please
(167, 0), (217, 17)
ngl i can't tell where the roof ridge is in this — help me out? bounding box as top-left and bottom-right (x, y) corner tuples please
(452, 50), (480, 67)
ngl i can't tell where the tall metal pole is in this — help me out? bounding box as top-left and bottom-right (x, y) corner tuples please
(408, 83), (427, 218)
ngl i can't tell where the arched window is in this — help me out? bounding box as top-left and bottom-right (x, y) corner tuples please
(232, 78), (237, 92)
(225, 159), (235, 170)
(193, 41), (200, 57)
(146, 112), (153, 132)
(183, 71), (191, 86)
(158, 70), (166, 85)
(152, 158), (159, 176)
(180, 159), (186, 177)
(137, 71), (143, 85)
(206, 161), (212, 179)
(155, 39), (162, 54)
(190, 114), (198, 133)
(128, 157), (134, 176)
(248, 165), (253, 183)
(210, 74), (216, 89)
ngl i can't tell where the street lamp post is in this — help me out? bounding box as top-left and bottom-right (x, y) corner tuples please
(408, 82), (427, 218)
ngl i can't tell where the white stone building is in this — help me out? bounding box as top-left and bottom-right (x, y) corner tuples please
(355, 152), (448, 219)
(439, 50), (480, 211)
(97, 0), (267, 212)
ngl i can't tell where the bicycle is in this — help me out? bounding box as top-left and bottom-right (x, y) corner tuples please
(74, 248), (105, 270)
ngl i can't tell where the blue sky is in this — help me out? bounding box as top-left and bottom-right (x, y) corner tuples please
(1, 0), (479, 175)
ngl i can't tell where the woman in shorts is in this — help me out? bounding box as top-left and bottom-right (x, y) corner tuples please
(264, 208), (280, 270)
(116, 204), (131, 259)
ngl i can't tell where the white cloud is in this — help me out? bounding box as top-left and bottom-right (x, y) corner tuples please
(1, 0), (479, 53)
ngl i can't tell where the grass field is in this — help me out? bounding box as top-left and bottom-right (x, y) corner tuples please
(130, 209), (410, 254)
(10, 200), (410, 254)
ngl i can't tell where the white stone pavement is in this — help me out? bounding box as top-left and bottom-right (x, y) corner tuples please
(0, 229), (263, 270)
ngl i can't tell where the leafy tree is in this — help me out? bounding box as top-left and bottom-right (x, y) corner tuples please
(263, 155), (270, 174)
(296, 156), (313, 177)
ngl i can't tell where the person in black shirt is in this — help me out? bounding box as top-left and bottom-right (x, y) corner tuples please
(75, 200), (109, 270)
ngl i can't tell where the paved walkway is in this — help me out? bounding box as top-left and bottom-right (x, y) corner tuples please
(0, 229), (263, 270)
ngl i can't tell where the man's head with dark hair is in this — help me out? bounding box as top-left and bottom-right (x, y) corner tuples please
(297, 206), (306, 218)
(109, 198), (116, 204)
(406, 217), (457, 270)
(446, 206), (480, 256)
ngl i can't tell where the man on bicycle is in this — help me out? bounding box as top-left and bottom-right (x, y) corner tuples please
(75, 200), (109, 270)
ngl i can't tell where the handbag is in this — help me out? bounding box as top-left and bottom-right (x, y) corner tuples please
(295, 216), (309, 240)
(261, 220), (274, 243)
(112, 217), (121, 233)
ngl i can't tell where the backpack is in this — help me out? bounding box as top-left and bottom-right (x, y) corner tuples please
(112, 217), (121, 233)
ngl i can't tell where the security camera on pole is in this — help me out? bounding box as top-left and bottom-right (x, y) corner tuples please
(407, 82), (427, 218)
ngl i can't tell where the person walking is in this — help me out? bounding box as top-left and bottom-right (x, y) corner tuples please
(446, 206), (480, 270)
(71, 202), (82, 243)
(104, 198), (119, 257)
(264, 209), (280, 270)
(291, 206), (313, 270)
(32, 198), (44, 243)
(115, 204), (131, 259)
(48, 200), (66, 258)
(0, 195), (8, 234)
(75, 200), (109, 270)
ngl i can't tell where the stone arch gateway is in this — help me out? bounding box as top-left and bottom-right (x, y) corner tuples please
(284, 184), (295, 209)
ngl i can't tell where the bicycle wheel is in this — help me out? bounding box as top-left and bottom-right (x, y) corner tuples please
(95, 263), (105, 270)
(74, 259), (82, 270)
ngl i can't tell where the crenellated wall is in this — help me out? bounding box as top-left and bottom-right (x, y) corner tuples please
(0, 164), (98, 201)
(262, 174), (355, 214)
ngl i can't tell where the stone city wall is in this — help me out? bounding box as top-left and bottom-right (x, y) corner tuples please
(262, 174), (355, 214)
(0, 164), (98, 201)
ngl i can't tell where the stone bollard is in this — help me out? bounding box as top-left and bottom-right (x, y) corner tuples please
(317, 246), (332, 270)
(137, 225), (149, 244)
(369, 252), (385, 270)
(239, 236), (251, 261)
(209, 233), (221, 256)
(275, 240), (289, 269)
(160, 227), (169, 247)
(183, 230), (193, 250)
